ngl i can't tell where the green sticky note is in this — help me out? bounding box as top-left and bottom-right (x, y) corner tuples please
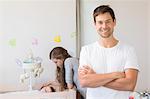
(70, 32), (76, 38)
(9, 38), (16, 47)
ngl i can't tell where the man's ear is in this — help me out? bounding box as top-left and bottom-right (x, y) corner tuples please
(113, 19), (116, 26)
(93, 21), (97, 28)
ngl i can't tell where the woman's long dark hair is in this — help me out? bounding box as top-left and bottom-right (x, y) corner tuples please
(49, 47), (71, 60)
(49, 47), (71, 89)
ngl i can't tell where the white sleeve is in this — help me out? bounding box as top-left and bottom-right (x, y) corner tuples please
(79, 46), (89, 68)
(124, 46), (140, 71)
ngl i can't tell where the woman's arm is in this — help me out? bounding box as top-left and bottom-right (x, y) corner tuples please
(64, 58), (74, 89)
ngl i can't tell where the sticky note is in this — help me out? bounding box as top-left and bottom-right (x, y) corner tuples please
(32, 38), (38, 45)
(9, 38), (16, 47)
(70, 32), (76, 38)
(54, 35), (61, 42)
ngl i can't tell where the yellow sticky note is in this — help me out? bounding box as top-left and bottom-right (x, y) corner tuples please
(0, 32), (4, 36)
(54, 35), (61, 42)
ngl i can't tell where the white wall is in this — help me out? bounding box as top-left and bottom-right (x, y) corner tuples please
(80, 0), (149, 91)
(0, 0), (76, 92)
(148, 1), (150, 88)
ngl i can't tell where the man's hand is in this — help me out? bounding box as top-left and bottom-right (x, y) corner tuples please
(79, 65), (95, 75)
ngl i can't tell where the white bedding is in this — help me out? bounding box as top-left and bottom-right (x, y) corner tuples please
(0, 90), (76, 99)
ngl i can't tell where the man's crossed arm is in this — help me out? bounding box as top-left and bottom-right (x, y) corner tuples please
(78, 65), (138, 91)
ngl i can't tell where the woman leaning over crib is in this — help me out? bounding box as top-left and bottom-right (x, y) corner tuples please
(40, 47), (86, 99)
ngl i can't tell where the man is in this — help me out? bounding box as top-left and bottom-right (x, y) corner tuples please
(78, 5), (139, 99)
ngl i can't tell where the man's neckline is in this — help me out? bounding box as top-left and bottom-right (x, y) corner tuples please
(96, 40), (120, 49)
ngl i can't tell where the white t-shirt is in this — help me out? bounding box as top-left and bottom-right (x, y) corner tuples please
(79, 41), (139, 99)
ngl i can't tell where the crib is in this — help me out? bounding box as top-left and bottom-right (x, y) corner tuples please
(0, 90), (76, 99)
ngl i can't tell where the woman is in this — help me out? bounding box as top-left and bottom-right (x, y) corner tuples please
(41, 47), (86, 99)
